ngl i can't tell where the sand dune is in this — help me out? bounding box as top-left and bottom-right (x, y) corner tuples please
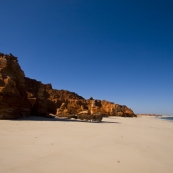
(0, 116), (173, 173)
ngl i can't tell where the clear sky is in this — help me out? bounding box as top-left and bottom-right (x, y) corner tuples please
(0, 0), (173, 114)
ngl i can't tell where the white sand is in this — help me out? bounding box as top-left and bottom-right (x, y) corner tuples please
(0, 116), (173, 173)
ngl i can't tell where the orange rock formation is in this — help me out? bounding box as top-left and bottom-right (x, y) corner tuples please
(0, 53), (31, 119)
(0, 53), (136, 119)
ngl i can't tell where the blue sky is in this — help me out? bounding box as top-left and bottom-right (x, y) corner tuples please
(0, 0), (173, 114)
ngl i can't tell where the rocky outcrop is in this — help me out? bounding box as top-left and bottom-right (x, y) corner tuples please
(25, 77), (48, 116)
(0, 52), (136, 120)
(0, 53), (31, 119)
(44, 84), (85, 114)
(24, 78), (136, 118)
(101, 100), (136, 117)
(24, 78), (86, 117)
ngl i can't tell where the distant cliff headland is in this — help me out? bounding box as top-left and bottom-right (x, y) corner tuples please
(0, 53), (136, 120)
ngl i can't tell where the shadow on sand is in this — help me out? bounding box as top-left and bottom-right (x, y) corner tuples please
(12, 116), (121, 124)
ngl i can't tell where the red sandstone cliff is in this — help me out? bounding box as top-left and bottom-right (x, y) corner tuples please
(24, 77), (48, 116)
(24, 78), (136, 117)
(25, 78), (87, 116)
(0, 53), (31, 119)
(0, 52), (136, 119)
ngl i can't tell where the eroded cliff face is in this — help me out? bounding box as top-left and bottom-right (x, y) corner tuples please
(0, 52), (136, 119)
(25, 77), (48, 116)
(24, 77), (136, 117)
(44, 84), (85, 114)
(101, 100), (135, 117)
(86, 99), (136, 117)
(0, 53), (31, 119)
(24, 78), (86, 116)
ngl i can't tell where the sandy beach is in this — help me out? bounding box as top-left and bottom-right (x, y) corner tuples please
(0, 116), (173, 173)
